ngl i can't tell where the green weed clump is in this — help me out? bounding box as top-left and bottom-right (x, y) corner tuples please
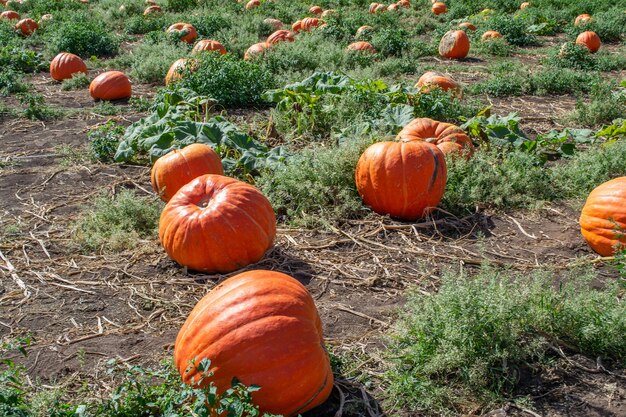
(61, 73), (90, 91)
(563, 83), (626, 127)
(88, 121), (125, 163)
(46, 19), (120, 58)
(129, 39), (188, 84)
(387, 267), (626, 415)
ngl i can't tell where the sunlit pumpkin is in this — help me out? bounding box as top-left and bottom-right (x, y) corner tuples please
(431, 1), (447, 15)
(266, 29), (295, 45)
(388, 3), (398, 11)
(167, 22), (197, 43)
(579, 177), (626, 256)
(301, 17), (320, 32)
(347, 41), (376, 53)
(397, 117), (474, 158)
(520, 2), (530, 9)
(438, 30), (470, 59)
(415, 71), (462, 97)
(356, 25), (374, 37)
(143, 5), (161, 15)
(165, 58), (197, 85)
(481, 30), (503, 41)
(309, 5), (322, 14)
(191, 39), (227, 55)
(245, 0), (260, 10)
(0, 10), (20, 20)
(375, 3), (387, 12)
(15, 18), (38, 35)
(459, 21), (476, 31)
(574, 14), (592, 26)
(39, 13), (53, 24)
(291, 20), (302, 33)
(355, 141), (447, 220)
(321, 9), (335, 17)
(244, 42), (268, 60)
(174, 270), (333, 416)
(89, 71), (132, 101)
(576, 31), (601, 53)
(50, 52), (88, 81)
(159, 174), (276, 273)
(369, 2), (379, 13)
(397, 0), (410, 8)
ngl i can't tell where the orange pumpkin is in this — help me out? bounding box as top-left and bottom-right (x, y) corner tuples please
(481, 30), (503, 41)
(143, 5), (161, 14)
(520, 2), (530, 9)
(459, 21), (476, 31)
(167, 23), (197, 44)
(369, 2), (379, 13)
(191, 39), (227, 55)
(151, 144), (224, 202)
(291, 20), (302, 33)
(397, 0), (410, 8)
(266, 29), (295, 45)
(397, 117), (474, 158)
(301, 17), (320, 32)
(309, 5), (322, 14)
(245, 0), (260, 10)
(347, 41), (376, 53)
(416, 71), (462, 97)
(439, 30), (470, 59)
(165, 58), (196, 85)
(50, 52), (88, 81)
(89, 71), (132, 101)
(388, 3), (398, 11)
(574, 14), (592, 26)
(579, 177), (626, 256)
(15, 18), (38, 35)
(263, 18), (283, 30)
(356, 141), (447, 220)
(356, 25), (374, 37)
(159, 174), (276, 273)
(576, 31), (601, 53)
(0, 10), (20, 20)
(321, 9), (335, 17)
(174, 270), (333, 416)
(244, 42), (268, 60)
(374, 3), (387, 12)
(39, 13), (53, 24)
(431, 1), (447, 15)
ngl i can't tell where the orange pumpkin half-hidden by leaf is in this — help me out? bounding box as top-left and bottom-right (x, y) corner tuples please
(151, 144), (224, 202)
(416, 71), (462, 97)
(579, 176), (626, 256)
(266, 29), (295, 45)
(50, 52), (88, 81)
(89, 71), (132, 101)
(174, 270), (333, 416)
(245, 0), (259, 10)
(574, 14), (592, 26)
(459, 21), (476, 31)
(143, 5), (161, 15)
(309, 5), (322, 15)
(347, 41), (376, 53)
(439, 30), (470, 59)
(167, 22), (197, 44)
(481, 30), (502, 41)
(165, 58), (196, 85)
(263, 18), (283, 31)
(355, 141), (447, 220)
(191, 39), (227, 55)
(159, 174), (276, 273)
(244, 42), (267, 60)
(397, 117), (474, 158)
(576, 31), (601, 53)
(15, 18), (38, 35)
(520, 2), (530, 9)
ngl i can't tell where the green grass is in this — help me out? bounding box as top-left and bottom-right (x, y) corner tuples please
(386, 266), (626, 415)
(61, 73), (90, 91)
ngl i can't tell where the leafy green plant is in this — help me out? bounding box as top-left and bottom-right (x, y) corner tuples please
(0, 69), (30, 96)
(61, 73), (90, 91)
(564, 83), (626, 127)
(0, 46), (46, 73)
(482, 14), (539, 46)
(370, 28), (409, 57)
(88, 121), (125, 163)
(47, 19), (120, 58)
(17, 92), (64, 121)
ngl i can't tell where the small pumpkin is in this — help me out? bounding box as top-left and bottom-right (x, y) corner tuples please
(347, 41), (376, 53)
(151, 144), (224, 202)
(0, 10), (20, 20)
(416, 71), (462, 97)
(388, 3), (398, 11)
(355, 141), (447, 220)
(397, 0), (410, 8)
(39, 13), (53, 24)
(481, 30), (503, 42)
(459, 21), (476, 31)
(374, 3), (387, 12)
(245, 0), (260, 10)
(263, 18), (283, 30)
(579, 177), (626, 256)
(356, 25), (374, 37)
(576, 31), (601, 53)
(159, 174), (276, 273)
(321, 9), (335, 17)
(143, 5), (161, 14)
(191, 39), (227, 55)
(438, 30), (470, 59)
(15, 18), (38, 35)
(174, 270), (333, 416)
(244, 42), (268, 60)
(368, 2), (379, 13)
(301, 17), (320, 32)
(291, 20), (302, 33)
(167, 22), (197, 44)
(574, 14), (592, 26)
(165, 58), (196, 85)
(309, 5), (322, 15)
(89, 71), (132, 101)
(397, 117), (474, 158)
(266, 29), (295, 45)
(431, 1), (447, 15)
(520, 2), (530, 9)
(50, 52), (88, 81)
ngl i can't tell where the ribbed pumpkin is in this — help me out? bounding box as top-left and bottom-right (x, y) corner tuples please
(301, 17), (320, 32)
(459, 21), (476, 31)
(579, 177), (626, 256)
(368, 2), (379, 13)
(151, 144), (224, 202)
(520, 2), (530, 9)
(355, 141), (447, 220)
(356, 25), (374, 36)
(397, 117), (474, 158)
(191, 39), (227, 55)
(439, 30), (470, 59)
(159, 175), (276, 273)
(263, 18), (283, 30)
(245, 0), (259, 10)
(165, 58), (196, 85)
(431, 2), (447, 15)
(50, 52), (88, 81)
(416, 71), (462, 97)
(167, 22), (197, 43)
(574, 14), (592, 26)
(347, 41), (376, 53)
(0, 10), (20, 20)
(291, 20), (302, 33)
(576, 31), (601, 53)
(143, 5), (161, 15)
(89, 71), (132, 101)
(481, 30), (503, 41)
(397, 0), (410, 8)
(309, 5), (322, 14)
(266, 29), (295, 45)
(15, 18), (38, 35)
(374, 3), (387, 12)
(174, 270), (333, 416)
(244, 42), (267, 60)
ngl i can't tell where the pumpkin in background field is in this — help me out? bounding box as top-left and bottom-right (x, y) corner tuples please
(347, 41), (376, 53)
(159, 174), (276, 273)
(388, 3), (398, 11)
(397, 0), (410, 8)
(520, 2), (530, 9)
(431, 2), (447, 15)
(416, 71), (462, 97)
(267, 29), (295, 45)
(174, 270), (333, 416)
(191, 39), (227, 55)
(374, 3), (386, 12)
(439, 30), (470, 59)
(50, 52), (88, 81)
(263, 18), (283, 31)
(481, 30), (503, 41)
(309, 5), (322, 15)
(245, 0), (260, 10)
(167, 22), (197, 43)
(397, 117), (474, 158)
(574, 14), (592, 26)
(579, 177), (626, 256)
(576, 31), (601, 53)
(321, 9), (335, 17)
(15, 18), (38, 35)
(301, 17), (320, 32)
(244, 42), (267, 60)
(369, 2), (379, 13)
(151, 144), (224, 202)
(292, 20), (302, 32)
(459, 22), (476, 31)
(356, 25), (373, 37)
(355, 141), (447, 220)
(39, 13), (53, 24)
(0, 10), (20, 20)
(143, 5), (161, 14)
(89, 71), (132, 101)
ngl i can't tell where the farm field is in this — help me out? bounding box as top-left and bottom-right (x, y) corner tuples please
(1, 0), (625, 416)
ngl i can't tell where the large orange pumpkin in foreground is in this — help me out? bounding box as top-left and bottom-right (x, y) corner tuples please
(167, 22), (197, 43)
(15, 18), (38, 35)
(244, 42), (268, 60)
(576, 31), (601, 53)
(397, 117), (474, 157)
(89, 71), (132, 101)
(151, 144), (224, 202)
(355, 141), (447, 220)
(159, 174), (276, 273)
(191, 39), (227, 55)
(416, 71), (462, 97)
(579, 177), (626, 256)
(347, 41), (376, 53)
(439, 30), (470, 59)
(50, 52), (88, 81)
(174, 270), (333, 416)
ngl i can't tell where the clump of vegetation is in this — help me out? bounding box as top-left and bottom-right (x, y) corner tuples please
(482, 14), (539, 46)
(563, 83), (626, 127)
(17, 92), (64, 121)
(46, 19), (120, 58)
(387, 266), (626, 414)
(88, 121), (125, 163)
(61, 73), (90, 91)
(129, 39), (188, 84)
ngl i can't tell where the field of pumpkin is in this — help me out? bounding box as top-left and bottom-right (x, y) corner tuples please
(0, 0), (625, 415)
